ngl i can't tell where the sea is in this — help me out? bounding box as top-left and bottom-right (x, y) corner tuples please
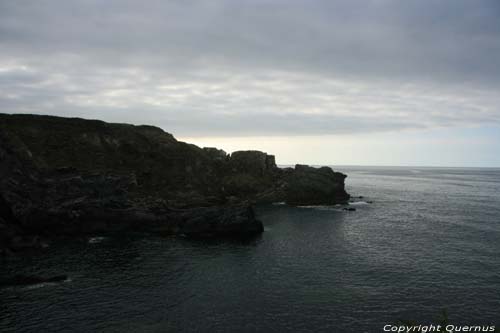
(1, 167), (499, 332)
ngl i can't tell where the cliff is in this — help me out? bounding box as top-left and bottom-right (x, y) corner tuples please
(0, 113), (349, 255)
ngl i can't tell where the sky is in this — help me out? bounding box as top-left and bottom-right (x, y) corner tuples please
(1, 0), (499, 167)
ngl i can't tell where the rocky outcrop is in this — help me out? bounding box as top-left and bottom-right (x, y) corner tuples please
(0, 113), (349, 254)
(284, 165), (349, 205)
(220, 150), (282, 202)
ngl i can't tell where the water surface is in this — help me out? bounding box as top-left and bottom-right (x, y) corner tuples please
(1, 167), (499, 332)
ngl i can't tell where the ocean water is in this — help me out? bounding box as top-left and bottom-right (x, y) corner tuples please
(1, 167), (500, 332)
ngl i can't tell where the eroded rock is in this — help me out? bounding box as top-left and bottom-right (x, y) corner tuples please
(0, 113), (349, 252)
(284, 165), (350, 205)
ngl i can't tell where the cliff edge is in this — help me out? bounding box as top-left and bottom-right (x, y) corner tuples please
(0, 113), (349, 255)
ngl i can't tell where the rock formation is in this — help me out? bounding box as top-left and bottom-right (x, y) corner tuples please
(0, 113), (349, 255)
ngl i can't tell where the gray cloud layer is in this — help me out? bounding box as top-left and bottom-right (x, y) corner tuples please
(1, 0), (500, 136)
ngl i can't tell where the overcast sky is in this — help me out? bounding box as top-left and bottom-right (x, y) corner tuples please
(1, 0), (499, 166)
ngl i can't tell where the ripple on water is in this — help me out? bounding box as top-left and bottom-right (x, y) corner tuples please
(1, 167), (500, 332)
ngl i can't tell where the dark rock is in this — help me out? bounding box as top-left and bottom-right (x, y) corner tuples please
(285, 165), (350, 205)
(180, 205), (263, 238)
(203, 147), (227, 161)
(0, 195), (23, 255)
(0, 113), (349, 248)
(0, 275), (67, 288)
(343, 207), (356, 211)
(228, 150), (277, 176)
(10, 235), (47, 251)
(220, 151), (281, 201)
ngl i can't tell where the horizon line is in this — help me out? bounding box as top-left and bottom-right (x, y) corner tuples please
(278, 164), (500, 169)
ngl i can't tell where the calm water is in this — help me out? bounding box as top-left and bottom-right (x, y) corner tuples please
(1, 167), (500, 332)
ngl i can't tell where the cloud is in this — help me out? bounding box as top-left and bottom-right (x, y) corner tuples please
(1, 0), (499, 137)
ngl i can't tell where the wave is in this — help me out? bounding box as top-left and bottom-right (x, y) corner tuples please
(348, 201), (370, 206)
(88, 236), (107, 244)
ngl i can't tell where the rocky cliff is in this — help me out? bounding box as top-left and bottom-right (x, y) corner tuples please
(0, 113), (349, 255)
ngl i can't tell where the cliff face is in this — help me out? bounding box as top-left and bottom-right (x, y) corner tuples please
(0, 114), (223, 208)
(0, 113), (349, 254)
